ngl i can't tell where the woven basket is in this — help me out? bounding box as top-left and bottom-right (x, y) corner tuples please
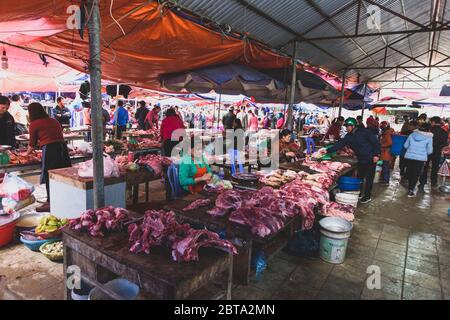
(39, 241), (63, 261)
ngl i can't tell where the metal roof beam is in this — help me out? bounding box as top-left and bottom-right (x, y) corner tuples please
(284, 0), (359, 45)
(363, 0), (429, 30)
(303, 0), (381, 67)
(303, 25), (450, 41)
(232, 0), (349, 67)
(387, 45), (427, 67)
(427, 0), (442, 80)
(350, 64), (450, 70)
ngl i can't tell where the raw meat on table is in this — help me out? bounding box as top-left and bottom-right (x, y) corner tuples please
(182, 199), (211, 211)
(69, 207), (131, 238)
(128, 210), (236, 262)
(323, 202), (355, 221)
(137, 154), (172, 177)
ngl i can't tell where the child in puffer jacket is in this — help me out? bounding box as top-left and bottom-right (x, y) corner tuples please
(403, 123), (433, 197)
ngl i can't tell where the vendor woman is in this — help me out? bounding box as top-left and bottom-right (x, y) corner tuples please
(179, 139), (212, 193)
(279, 129), (303, 163)
(26, 103), (71, 212)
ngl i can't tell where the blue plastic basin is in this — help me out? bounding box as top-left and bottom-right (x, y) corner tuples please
(338, 177), (362, 191)
(20, 236), (59, 252)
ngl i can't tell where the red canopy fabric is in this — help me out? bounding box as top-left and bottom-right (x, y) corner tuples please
(1, 1), (292, 91)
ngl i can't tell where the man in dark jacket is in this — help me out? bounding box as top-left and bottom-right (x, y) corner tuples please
(419, 116), (449, 189)
(222, 106), (236, 130)
(52, 97), (71, 127)
(0, 96), (16, 147)
(135, 100), (149, 129)
(323, 117), (381, 204)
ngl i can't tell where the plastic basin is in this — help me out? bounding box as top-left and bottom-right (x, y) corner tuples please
(338, 177), (362, 191)
(89, 278), (139, 300)
(20, 236), (59, 252)
(0, 221), (16, 247)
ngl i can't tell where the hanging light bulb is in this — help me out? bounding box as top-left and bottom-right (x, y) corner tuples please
(1, 49), (8, 70)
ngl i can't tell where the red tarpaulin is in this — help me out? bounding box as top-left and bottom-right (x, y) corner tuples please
(0, 1), (292, 91)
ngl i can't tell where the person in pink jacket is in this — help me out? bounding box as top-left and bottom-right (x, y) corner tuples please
(248, 110), (259, 132)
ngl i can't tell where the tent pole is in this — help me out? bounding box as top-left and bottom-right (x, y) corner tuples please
(87, 0), (104, 209)
(338, 69), (347, 117)
(217, 90), (222, 130)
(287, 42), (297, 130)
(212, 95), (217, 129)
(361, 83), (368, 118)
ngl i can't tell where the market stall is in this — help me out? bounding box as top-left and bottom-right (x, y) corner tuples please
(63, 222), (233, 300)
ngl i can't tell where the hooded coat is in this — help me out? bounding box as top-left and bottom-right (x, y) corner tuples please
(404, 130), (433, 162)
(380, 128), (394, 161)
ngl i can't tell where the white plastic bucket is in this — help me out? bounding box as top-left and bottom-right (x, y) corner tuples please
(89, 278), (139, 300)
(335, 193), (359, 208)
(319, 217), (353, 264)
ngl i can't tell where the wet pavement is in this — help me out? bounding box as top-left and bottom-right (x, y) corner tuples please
(1, 169), (449, 300)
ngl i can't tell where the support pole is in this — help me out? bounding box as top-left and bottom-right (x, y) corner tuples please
(87, 0), (104, 209)
(338, 69), (347, 117)
(361, 83), (368, 118)
(212, 95), (217, 129)
(286, 42), (297, 130)
(217, 90), (222, 130)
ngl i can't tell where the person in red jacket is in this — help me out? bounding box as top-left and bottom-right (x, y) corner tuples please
(160, 108), (185, 156)
(323, 116), (344, 141)
(26, 103), (71, 212)
(144, 105), (161, 129)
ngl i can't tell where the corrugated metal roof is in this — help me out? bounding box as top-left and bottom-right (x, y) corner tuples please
(174, 0), (450, 86)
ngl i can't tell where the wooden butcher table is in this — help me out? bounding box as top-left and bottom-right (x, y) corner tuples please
(63, 225), (233, 300)
(164, 193), (300, 285)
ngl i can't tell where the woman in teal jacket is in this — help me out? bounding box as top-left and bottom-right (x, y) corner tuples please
(404, 124), (433, 197)
(179, 140), (212, 193)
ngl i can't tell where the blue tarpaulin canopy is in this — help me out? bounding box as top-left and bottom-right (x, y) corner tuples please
(161, 64), (286, 102)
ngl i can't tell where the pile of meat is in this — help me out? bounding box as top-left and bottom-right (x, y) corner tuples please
(208, 187), (298, 237)
(182, 199), (211, 212)
(303, 159), (351, 175)
(115, 155), (130, 173)
(136, 138), (161, 149)
(337, 146), (356, 158)
(258, 169), (300, 188)
(323, 202), (355, 222)
(128, 210), (237, 262)
(69, 207), (131, 237)
(7, 150), (42, 165)
(137, 154), (171, 177)
(301, 172), (336, 190)
(278, 179), (330, 229)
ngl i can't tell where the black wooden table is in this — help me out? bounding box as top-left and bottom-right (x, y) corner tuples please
(63, 223), (233, 300)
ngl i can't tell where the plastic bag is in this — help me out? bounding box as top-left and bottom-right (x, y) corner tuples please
(78, 154), (120, 178)
(0, 173), (35, 201)
(2, 195), (35, 214)
(251, 249), (267, 282)
(285, 229), (320, 257)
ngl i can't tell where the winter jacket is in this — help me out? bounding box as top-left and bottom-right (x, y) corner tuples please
(135, 106), (149, 129)
(222, 111), (236, 130)
(380, 128), (394, 162)
(52, 106), (71, 126)
(0, 112), (16, 147)
(430, 125), (448, 156)
(403, 130), (433, 162)
(328, 127), (381, 164)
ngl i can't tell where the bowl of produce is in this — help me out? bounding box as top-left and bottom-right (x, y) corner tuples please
(34, 215), (68, 239)
(39, 241), (63, 261)
(16, 213), (47, 229)
(20, 235), (59, 251)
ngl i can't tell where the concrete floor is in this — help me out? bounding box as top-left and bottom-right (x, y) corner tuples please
(1, 169), (449, 300)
